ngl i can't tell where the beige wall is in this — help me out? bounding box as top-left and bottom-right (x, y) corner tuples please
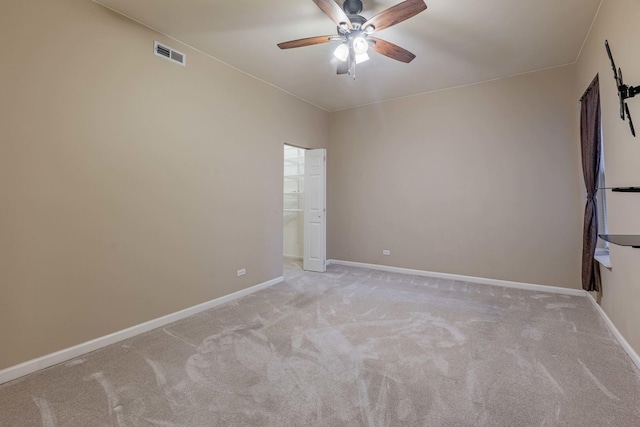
(328, 65), (583, 289)
(575, 0), (640, 355)
(0, 0), (328, 370)
(5, 0), (636, 374)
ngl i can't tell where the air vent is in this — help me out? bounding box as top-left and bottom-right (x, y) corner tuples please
(154, 41), (186, 66)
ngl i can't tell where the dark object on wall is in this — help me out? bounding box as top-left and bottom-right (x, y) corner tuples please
(605, 40), (639, 137)
(611, 186), (640, 192)
(598, 186), (640, 192)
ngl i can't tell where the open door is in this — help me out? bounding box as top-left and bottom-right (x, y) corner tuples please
(303, 149), (326, 272)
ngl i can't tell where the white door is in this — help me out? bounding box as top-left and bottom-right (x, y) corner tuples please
(303, 149), (326, 272)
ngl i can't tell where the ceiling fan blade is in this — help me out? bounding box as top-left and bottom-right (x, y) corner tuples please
(337, 61), (349, 75)
(363, 0), (427, 33)
(278, 35), (334, 49)
(312, 0), (352, 30)
(369, 37), (416, 63)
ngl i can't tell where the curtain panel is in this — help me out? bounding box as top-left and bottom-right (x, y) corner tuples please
(579, 76), (602, 292)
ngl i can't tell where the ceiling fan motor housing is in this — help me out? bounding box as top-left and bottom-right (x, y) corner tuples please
(343, 0), (363, 15)
(349, 14), (366, 28)
(338, 13), (366, 32)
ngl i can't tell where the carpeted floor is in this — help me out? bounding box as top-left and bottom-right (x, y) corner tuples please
(2, 262), (640, 426)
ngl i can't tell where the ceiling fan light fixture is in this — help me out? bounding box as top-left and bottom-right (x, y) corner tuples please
(333, 43), (349, 62)
(352, 36), (369, 54)
(355, 51), (370, 64)
(277, 0), (427, 77)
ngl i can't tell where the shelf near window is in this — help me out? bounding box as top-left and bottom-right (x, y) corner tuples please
(611, 187), (640, 192)
(599, 187), (640, 192)
(599, 234), (640, 249)
(597, 188), (640, 252)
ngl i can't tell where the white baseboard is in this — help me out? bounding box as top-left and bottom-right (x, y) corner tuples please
(328, 260), (586, 297)
(0, 276), (284, 385)
(329, 259), (640, 371)
(5, 263), (638, 385)
(586, 293), (640, 371)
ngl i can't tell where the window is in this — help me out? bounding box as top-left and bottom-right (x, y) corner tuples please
(596, 127), (608, 248)
(595, 125), (611, 268)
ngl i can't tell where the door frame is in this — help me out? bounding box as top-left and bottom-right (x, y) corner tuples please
(282, 144), (327, 272)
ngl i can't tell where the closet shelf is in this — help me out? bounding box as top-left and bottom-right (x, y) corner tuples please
(599, 234), (640, 248)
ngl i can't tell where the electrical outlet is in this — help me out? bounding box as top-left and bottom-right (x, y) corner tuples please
(383, 250), (391, 256)
(237, 268), (246, 277)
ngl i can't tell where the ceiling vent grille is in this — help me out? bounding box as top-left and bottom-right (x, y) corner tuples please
(154, 41), (186, 66)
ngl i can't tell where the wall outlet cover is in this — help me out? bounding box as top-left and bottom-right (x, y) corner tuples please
(237, 268), (246, 277)
(383, 250), (391, 256)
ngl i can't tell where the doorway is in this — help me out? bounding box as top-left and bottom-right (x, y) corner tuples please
(283, 144), (326, 273)
(283, 145), (304, 266)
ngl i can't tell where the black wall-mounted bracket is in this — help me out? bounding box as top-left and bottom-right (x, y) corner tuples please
(619, 84), (640, 101)
(605, 40), (637, 137)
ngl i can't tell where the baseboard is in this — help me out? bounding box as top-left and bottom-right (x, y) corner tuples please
(586, 293), (640, 371)
(0, 276), (284, 386)
(329, 260), (640, 370)
(328, 260), (586, 297)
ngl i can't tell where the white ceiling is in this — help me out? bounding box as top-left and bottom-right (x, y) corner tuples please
(95, 0), (602, 112)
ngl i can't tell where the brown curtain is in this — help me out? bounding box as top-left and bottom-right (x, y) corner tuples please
(579, 76), (601, 292)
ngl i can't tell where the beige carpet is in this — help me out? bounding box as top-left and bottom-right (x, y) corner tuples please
(1, 262), (640, 426)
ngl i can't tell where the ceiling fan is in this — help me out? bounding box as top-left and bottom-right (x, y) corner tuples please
(278, 0), (427, 79)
